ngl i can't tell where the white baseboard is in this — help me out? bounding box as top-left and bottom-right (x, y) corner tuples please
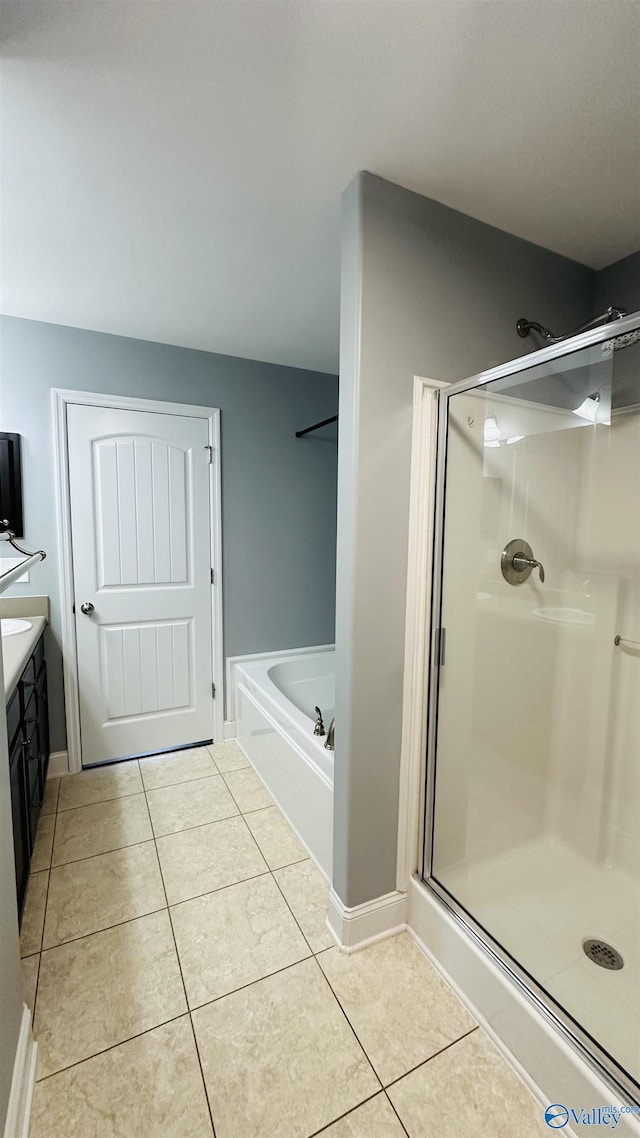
(327, 887), (407, 953)
(3, 1006), (37, 1138)
(223, 721), (236, 740)
(47, 750), (69, 777)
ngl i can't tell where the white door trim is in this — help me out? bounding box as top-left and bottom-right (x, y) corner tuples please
(52, 388), (224, 774)
(396, 376), (449, 891)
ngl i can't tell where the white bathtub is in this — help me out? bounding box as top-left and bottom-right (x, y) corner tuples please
(231, 648), (334, 878)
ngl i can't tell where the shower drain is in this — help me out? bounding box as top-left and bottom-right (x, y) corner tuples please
(582, 938), (624, 970)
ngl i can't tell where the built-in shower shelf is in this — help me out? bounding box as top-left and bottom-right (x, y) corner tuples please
(533, 606), (595, 626)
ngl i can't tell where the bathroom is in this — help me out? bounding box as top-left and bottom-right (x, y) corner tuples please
(1, 4), (639, 1137)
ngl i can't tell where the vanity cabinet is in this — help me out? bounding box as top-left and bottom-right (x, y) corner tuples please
(6, 632), (50, 917)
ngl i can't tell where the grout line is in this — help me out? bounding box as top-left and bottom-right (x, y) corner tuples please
(187, 1012), (217, 1138)
(45, 837), (157, 870)
(185, 954), (315, 1016)
(168, 870), (273, 914)
(141, 769), (218, 792)
(32, 794), (62, 1018)
(383, 1089), (411, 1137)
(312, 959), (384, 1092)
(305, 1090), (385, 1137)
(142, 775), (217, 1138)
(56, 787), (144, 813)
(33, 1010), (189, 1086)
(382, 1026), (480, 1090)
(39, 904), (169, 955)
(150, 810), (240, 841)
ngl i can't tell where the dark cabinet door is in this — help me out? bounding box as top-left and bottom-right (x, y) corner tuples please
(35, 662), (50, 784)
(9, 733), (29, 916)
(8, 633), (52, 925)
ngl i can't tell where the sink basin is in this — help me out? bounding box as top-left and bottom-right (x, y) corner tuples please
(1, 618), (33, 638)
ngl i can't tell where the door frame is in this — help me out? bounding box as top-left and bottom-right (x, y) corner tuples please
(52, 388), (224, 774)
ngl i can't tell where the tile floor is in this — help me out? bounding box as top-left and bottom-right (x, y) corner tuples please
(21, 743), (551, 1137)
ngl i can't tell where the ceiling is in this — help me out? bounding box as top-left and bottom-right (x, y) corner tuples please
(1, 1), (639, 374)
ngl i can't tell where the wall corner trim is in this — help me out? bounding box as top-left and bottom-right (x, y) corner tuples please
(326, 887), (407, 953)
(3, 1006), (37, 1138)
(47, 751), (69, 778)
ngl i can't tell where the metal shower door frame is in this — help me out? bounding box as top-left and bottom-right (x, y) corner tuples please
(421, 309), (640, 1107)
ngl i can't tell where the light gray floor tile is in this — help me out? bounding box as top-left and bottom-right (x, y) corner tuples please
(156, 815), (267, 905)
(171, 873), (309, 1007)
(58, 761), (142, 811)
(318, 932), (475, 1085)
(20, 871), (49, 957)
(30, 1016), (213, 1138)
(146, 775), (238, 837)
(274, 859), (333, 952)
(43, 842), (166, 948)
(222, 767), (273, 812)
(192, 958), (379, 1138)
(244, 805), (307, 869)
(140, 747), (216, 790)
(208, 740), (249, 774)
(41, 776), (60, 816)
(30, 814), (55, 872)
(35, 910), (187, 1078)
(22, 953), (40, 1012)
(52, 794), (152, 865)
(388, 1030), (550, 1137)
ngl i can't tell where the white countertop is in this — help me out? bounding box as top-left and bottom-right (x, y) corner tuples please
(2, 617), (47, 699)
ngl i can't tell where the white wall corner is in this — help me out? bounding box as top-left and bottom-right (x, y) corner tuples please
(47, 751), (69, 778)
(3, 1006), (37, 1138)
(223, 721), (237, 740)
(326, 887), (408, 953)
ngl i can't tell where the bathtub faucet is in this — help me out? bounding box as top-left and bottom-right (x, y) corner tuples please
(313, 706), (326, 737)
(324, 718), (334, 751)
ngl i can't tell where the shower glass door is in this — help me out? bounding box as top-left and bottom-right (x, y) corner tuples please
(425, 322), (640, 1096)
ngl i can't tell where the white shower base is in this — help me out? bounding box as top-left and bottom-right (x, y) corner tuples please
(437, 837), (639, 1080)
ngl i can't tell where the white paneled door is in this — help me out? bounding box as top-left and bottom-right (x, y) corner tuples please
(67, 403), (216, 766)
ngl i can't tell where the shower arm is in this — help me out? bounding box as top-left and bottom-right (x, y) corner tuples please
(516, 306), (627, 345)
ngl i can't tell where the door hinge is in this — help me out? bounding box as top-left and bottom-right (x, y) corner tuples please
(205, 445), (213, 463)
(210, 568), (215, 585)
(212, 683), (216, 699)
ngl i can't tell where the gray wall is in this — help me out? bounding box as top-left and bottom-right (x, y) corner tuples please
(595, 249), (640, 315)
(334, 172), (596, 908)
(0, 317), (338, 751)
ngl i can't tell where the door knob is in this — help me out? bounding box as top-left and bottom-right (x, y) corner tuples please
(80, 602), (95, 615)
(501, 539), (546, 586)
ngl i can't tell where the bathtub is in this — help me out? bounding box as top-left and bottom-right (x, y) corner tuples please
(231, 648), (334, 877)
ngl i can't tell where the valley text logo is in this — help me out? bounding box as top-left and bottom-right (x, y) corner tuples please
(544, 1103), (640, 1129)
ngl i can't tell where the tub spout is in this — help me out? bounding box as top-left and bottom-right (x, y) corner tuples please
(324, 718), (334, 751)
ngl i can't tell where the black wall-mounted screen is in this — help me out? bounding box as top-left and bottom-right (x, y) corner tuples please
(0, 433), (24, 537)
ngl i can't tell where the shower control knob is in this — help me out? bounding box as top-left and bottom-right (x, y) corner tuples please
(80, 602), (95, 615)
(501, 539), (546, 586)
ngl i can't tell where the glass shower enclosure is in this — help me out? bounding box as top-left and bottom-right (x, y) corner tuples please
(422, 311), (640, 1103)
